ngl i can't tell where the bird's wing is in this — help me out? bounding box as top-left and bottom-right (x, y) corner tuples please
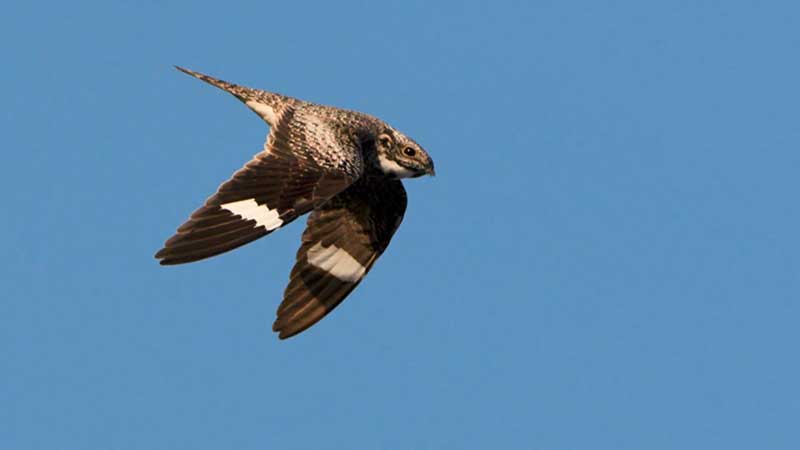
(273, 177), (407, 339)
(155, 101), (363, 265)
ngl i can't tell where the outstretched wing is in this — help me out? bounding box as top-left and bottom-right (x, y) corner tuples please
(273, 177), (407, 339)
(156, 69), (364, 265)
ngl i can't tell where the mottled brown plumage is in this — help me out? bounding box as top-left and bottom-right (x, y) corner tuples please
(155, 67), (434, 339)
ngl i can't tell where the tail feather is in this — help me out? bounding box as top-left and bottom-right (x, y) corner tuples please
(175, 66), (252, 101)
(174, 66), (289, 126)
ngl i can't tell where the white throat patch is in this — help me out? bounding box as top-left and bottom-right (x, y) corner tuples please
(378, 154), (415, 178)
(306, 242), (366, 282)
(220, 199), (283, 230)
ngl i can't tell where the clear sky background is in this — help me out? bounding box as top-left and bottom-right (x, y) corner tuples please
(2, 1), (799, 449)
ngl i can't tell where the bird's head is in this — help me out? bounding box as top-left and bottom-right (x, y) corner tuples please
(375, 129), (435, 178)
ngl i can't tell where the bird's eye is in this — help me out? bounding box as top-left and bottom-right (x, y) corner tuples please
(403, 147), (416, 157)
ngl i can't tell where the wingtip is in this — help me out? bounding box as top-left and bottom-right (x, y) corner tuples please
(154, 247), (167, 259)
(276, 329), (299, 340)
(272, 319), (299, 340)
(274, 328), (291, 340)
(272, 320), (286, 337)
(154, 248), (176, 265)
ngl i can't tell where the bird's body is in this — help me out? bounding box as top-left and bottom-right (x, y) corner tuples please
(156, 67), (435, 339)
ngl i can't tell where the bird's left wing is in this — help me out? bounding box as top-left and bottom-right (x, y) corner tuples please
(273, 177), (407, 339)
(155, 105), (362, 265)
(155, 68), (365, 265)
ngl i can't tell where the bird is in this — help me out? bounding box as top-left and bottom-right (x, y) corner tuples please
(155, 67), (435, 339)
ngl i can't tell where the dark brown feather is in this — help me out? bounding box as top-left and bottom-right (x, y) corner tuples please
(273, 177), (407, 339)
(155, 106), (358, 265)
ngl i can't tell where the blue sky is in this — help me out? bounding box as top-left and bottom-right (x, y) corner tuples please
(2, 1), (799, 449)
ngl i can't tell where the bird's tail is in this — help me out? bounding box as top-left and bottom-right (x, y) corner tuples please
(174, 66), (288, 126)
(174, 66), (252, 101)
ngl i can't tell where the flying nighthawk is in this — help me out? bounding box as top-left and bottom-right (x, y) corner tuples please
(155, 67), (435, 339)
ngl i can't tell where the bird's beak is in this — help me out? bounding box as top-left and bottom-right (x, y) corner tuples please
(426, 165), (436, 177)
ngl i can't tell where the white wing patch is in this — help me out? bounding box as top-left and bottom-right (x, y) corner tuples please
(306, 242), (366, 282)
(220, 199), (283, 230)
(378, 154), (415, 178)
(245, 100), (278, 125)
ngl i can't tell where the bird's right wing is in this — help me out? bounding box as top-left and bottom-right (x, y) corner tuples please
(273, 177), (408, 339)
